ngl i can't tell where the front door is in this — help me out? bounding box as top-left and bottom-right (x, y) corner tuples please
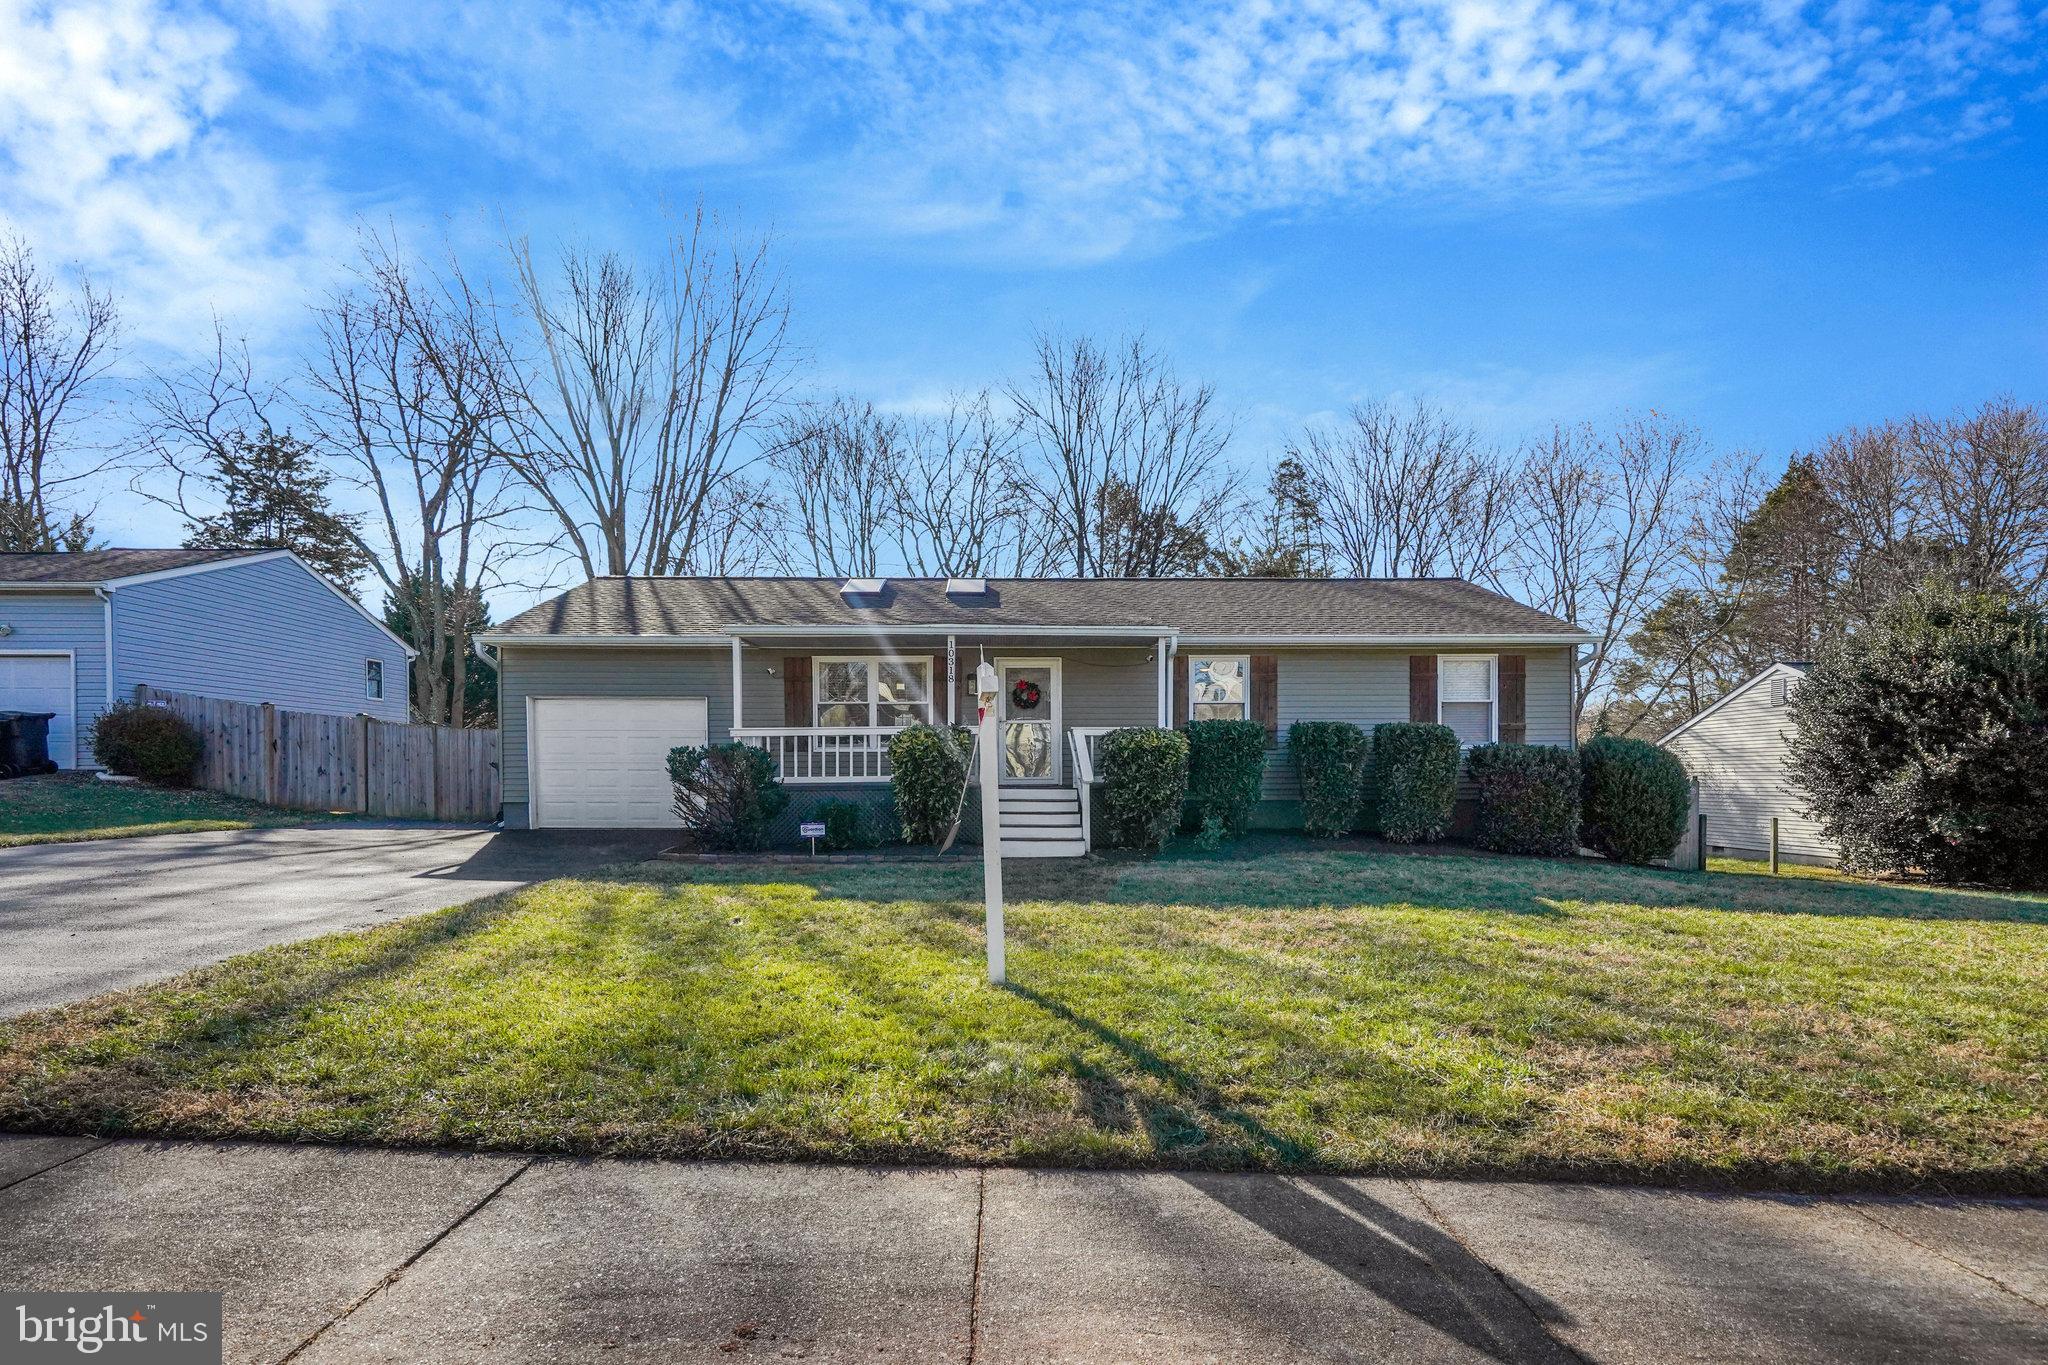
(996, 658), (1062, 784)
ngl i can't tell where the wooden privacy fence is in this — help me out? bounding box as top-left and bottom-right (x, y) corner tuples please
(136, 685), (500, 822)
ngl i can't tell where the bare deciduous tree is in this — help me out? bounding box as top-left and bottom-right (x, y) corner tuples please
(769, 397), (902, 577)
(496, 209), (795, 577)
(1289, 399), (1513, 584)
(303, 232), (517, 725)
(1511, 412), (1699, 730)
(0, 234), (119, 550)
(889, 391), (1044, 576)
(1912, 396), (2048, 598)
(1009, 332), (1237, 577)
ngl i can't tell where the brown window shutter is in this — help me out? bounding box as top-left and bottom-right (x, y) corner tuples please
(931, 653), (948, 725)
(1250, 654), (1279, 742)
(1172, 654), (1188, 727)
(784, 655), (812, 725)
(1498, 654), (1527, 744)
(1409, 655), (1437, 723)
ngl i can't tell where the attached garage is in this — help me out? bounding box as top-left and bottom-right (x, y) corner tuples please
(0, 652), (76, 768)
(530, 696), (706, 828)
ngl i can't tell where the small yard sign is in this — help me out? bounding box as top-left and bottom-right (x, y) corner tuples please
(800, 819), (826, 855)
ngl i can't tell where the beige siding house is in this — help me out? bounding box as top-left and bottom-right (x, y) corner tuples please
(1658, 662), (1838, 865)
(480, 576), (1590, 853)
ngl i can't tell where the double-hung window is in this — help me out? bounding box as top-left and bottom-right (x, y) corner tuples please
(366, 659), (384, 701)
(815, 657), (932, 734)
(1438, 655), (1497, 746)
(1188, 656), (1250, 722)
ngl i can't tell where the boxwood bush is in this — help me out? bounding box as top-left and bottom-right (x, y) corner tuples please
(1579, 735), (1690, 865)
(87, 702), (203, 787)
(1371, 722), (1460, 843)
(1466, 743), (1581, 856)
(814, 796), (874, 851)
(1099, 726), (1189, 854)
(668, 742), (789, 851)
(888, 723), (974, 846)
(1288, 721), (1368, 837)
(1183, 718), (1268, 838)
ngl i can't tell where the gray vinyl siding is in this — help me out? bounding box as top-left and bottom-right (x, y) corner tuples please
(1660, 668), (1836, 863)
(499, 645), (733, 825)
(1259, 646), (1576, 800)
(0, 590), (105, 767)
(110, 556), (410, 722)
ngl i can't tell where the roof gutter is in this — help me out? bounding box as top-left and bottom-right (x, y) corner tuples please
(474, 632), (736, 648)
(1174, 632), (1594, 647)
(721, 623), (1180, 639)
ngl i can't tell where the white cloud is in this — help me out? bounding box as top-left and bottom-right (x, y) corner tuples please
(0, 0), (356, 349)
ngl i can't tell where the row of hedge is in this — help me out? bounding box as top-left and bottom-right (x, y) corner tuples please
(1285, 721), (1691, 865)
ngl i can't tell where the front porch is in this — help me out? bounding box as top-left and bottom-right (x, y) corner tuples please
(725, 628), (1178, 855)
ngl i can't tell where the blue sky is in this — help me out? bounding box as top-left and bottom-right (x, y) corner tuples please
(4, 0), (2045, 566)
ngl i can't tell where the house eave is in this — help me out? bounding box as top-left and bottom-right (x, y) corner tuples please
(1174, 632), (1593, 648)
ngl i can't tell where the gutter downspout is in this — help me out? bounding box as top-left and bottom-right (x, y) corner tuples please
(95, 587), (114, 769)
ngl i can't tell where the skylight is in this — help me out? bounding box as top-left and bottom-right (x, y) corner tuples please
(840, 578), (886, 595)
(944, 577), (988, 596)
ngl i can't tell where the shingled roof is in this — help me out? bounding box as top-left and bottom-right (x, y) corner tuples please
(0, 548), (266, 585)
(493, 576), (1587, 641)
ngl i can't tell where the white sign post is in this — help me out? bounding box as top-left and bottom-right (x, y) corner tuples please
(976, 661), (1005, 985)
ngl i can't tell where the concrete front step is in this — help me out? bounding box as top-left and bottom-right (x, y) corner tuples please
(999, 838), (1088, 858)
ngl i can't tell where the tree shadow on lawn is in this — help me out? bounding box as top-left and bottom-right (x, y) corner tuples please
(0, 893), (530, 1133)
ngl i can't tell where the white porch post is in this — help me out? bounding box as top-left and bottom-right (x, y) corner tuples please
(730, 637), (743, 733)
(947, 634), (957, 725)
(1156, 635), (1170, 727)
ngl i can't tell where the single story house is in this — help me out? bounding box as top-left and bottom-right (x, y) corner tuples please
(1657, 661), (1837, 866)
(479, 576), (1591, 854)
(0, 548), (414, 768)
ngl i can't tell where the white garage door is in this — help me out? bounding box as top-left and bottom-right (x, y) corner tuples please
(0, 653), (75, 768)
(532, 697), (708, 828)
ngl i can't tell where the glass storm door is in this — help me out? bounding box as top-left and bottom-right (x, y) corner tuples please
(997, 660), (1060, 783)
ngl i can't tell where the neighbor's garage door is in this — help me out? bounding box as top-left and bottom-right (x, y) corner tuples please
(532, 697), (707, 827)
(0, 653), (74, 768)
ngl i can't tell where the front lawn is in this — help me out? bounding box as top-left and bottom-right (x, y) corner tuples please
(0, 773), (357, 847)
(1, 847), (2042, 1192)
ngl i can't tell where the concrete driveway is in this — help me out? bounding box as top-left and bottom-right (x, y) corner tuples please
(0, 825), (673, 1016)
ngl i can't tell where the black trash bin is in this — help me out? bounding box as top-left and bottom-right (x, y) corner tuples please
(0, 711), (59, 779)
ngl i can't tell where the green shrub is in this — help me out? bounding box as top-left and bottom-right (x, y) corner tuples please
(1371, 722), (1460, 843)
(1579, 735), (1690, 865)
(1183, 718), (1268, 837)
(1789, 588), (2048, 887)
(1099, 726), (1189, 854)
(667, 742), (789, 851)
(887, 723), (973, 846)
(1288, 721), (1368, 837)
(1466, 743), (1581, 856)
(87, 702), (203, 787)
(814, 797), (873, 852)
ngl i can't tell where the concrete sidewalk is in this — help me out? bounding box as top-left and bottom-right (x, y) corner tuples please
(1, 1137), (2043, 1364)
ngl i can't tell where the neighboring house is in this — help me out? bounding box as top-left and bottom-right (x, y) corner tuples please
(0, 548), (415, 768)
(479, 576), (1591, 853)
(1658, 662), (1837, 866)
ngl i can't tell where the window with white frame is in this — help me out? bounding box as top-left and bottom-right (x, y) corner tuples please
(1188, 656), (1249, 722)
(366, 659), (384, 701)
(1438, 655), (1497, 746)
(814, 656), (932, 730)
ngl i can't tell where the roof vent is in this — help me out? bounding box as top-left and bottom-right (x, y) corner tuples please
(840, 577), (886, 596)
(944, 577), (988, 596)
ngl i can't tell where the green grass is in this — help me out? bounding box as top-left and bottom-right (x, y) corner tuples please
(0, 772), (357, 847)
(2, 844), (2043, 1192)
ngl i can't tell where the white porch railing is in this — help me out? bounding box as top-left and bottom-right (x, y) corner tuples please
(1068, 726), (1116, 853)
(733, 726), (908, 783)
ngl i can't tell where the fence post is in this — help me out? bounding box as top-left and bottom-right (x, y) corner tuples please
(355, 714), (370, 814)
(1769, 817), (1780, 875)
(261, 702), (279, 807)
(1696, 813), (1707, 872)
(429, 724), (442, 821)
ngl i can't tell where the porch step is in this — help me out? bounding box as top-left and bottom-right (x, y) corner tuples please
(997, 791), (1079, 809)
(999, 837), (1088, 858)
(1000, 809), (1081, 827)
